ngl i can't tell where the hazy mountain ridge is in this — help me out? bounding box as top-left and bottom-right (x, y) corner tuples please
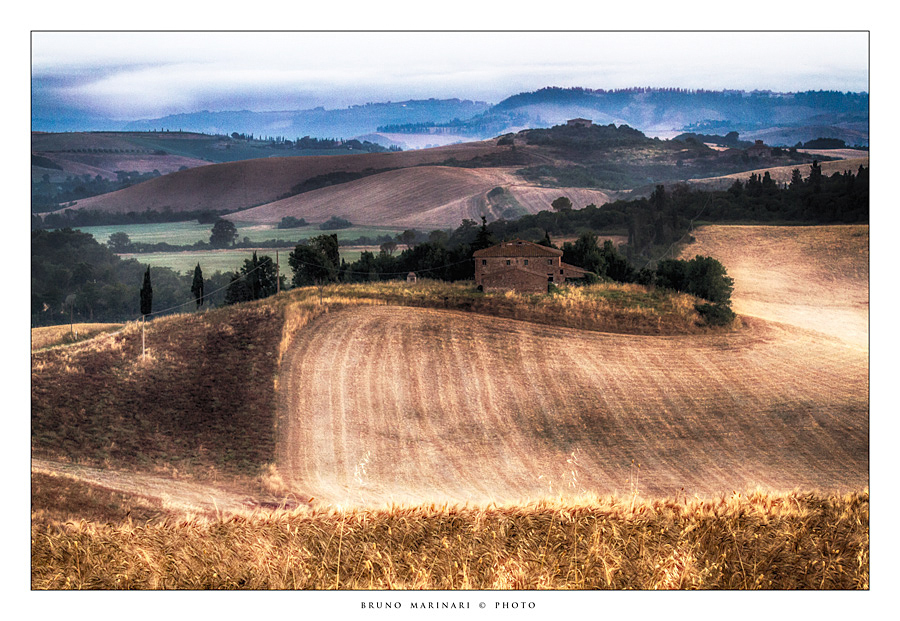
(33, 87), (869, 148)
(427, 87), (869, 146)
(118, 99), (492, 140)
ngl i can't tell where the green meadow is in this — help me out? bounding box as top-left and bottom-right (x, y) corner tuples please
(120, 246), (379, 275)
(73, 221), (404, 247)
(66, 222), (401, 273)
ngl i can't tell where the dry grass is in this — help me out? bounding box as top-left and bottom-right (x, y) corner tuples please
(31, 305), (284, 476)
(31, 489), (868, 590)
(309, 279), (715, 336)
(31, 323), (123, 351)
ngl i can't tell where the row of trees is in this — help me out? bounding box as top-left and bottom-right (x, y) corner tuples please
(31, 228), (236, 326)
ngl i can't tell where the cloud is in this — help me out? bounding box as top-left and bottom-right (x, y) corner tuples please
(31, 31), (869, 120)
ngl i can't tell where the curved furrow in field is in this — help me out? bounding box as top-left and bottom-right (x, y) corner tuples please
(278, 306), (867, 508)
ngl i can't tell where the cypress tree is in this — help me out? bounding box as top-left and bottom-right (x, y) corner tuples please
(140, 266), (152, 317)
(191, 263), (204, 309)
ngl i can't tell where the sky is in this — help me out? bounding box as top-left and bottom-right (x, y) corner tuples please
(31, 31), (870, 121)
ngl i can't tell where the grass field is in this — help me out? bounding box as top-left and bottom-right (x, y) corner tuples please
(31, 323), (123, 351)
(117, 246), (383, 274)
(73, 221), (405, 247)
(31, 482), (867, 589)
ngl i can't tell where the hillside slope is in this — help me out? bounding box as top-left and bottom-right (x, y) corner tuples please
(681, 225), (868, 349)
(278, 305), (867, 508)
(51, 141), (506, 216)
(229, 165), (617, 228)
(687, 157), (868, 191)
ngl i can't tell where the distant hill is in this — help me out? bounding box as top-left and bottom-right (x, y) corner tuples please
(118, 99), (492, 142)
(34, 88), (869, 151)
(41, 122), (838, 231)
(387, 87), (870, 147)
(47, 140), (507, 221)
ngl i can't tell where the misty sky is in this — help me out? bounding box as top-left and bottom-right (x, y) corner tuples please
(32, 31), (869, 121)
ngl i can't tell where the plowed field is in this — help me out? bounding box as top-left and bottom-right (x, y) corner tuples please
(229, 166), (616, 229)
(278, 306), (867, 508)
(683, 225), (868, 349)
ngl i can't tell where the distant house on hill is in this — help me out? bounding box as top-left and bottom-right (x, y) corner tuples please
(566, 118), (593, 128)
(746, 139), (770, 158)
(473, 240), (589, 293)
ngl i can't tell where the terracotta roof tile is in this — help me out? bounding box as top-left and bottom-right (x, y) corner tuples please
(473, 240), (563, 258)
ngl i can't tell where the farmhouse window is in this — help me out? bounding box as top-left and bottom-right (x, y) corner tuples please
(506, 260), (511, 265)
(482, 259), (486, 265)
(524, 259), (529, 266)
(547, 259), (553, 265)
(560, 269), (564, 274)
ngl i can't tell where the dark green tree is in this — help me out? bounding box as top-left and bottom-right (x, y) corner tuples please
(191, 263), (204, 309)
(225, 252), (283, 303)
(289, 234), (340, 286)
(107, 231), (132, 252)
(809, 159), (823, 192)
(562, 231), (605, 276)
(140, 266), (152, 316)
(398, 229), (418, 250)
(599, 240), (634, 283)
(471, 216), (497, 252)
(551, 196), (573, 212)
(537, 230), (556, 248)
(209, 219), (238, 248)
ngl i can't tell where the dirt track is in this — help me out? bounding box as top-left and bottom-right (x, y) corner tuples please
(30, 459), (255, 515)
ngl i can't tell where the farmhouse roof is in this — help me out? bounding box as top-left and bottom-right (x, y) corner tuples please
(473, 240), (563, 258)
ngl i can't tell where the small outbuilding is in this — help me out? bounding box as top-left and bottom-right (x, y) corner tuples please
(406, 271), (417, 284)
(473, 240), (589, 293)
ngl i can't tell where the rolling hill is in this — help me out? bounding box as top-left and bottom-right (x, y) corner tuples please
(31, 222), (869, 589)
(686, 156), (869, 192)
(44, 124), (846, 231)
(50, 140), (508, 219)
(271, 224), (868, 508)
(228, 165), (620, 229)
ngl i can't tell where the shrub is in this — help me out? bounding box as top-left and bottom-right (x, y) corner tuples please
(695, 301), (736, 326)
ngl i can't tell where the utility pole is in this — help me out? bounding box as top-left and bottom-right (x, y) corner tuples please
(276, 250), (280, 295)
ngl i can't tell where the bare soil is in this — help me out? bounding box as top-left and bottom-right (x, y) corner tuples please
(277, 305), (867, 508)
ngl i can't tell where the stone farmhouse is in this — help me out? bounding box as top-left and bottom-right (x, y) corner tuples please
(473, 240), (590, 293)
(566, 118), (593, 128)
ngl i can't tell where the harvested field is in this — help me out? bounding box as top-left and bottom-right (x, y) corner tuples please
(229, 166), (616, 229)
(683, 225), (868, 349)
(688, 157), (868, 191)
(51, 141), (507, 216)
(278, 305), (867, 508)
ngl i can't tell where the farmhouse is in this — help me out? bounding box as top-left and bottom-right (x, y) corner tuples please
(566, 118), (593, 128)
(473, 240), (590, 293)
(746, 139), (770, 158)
